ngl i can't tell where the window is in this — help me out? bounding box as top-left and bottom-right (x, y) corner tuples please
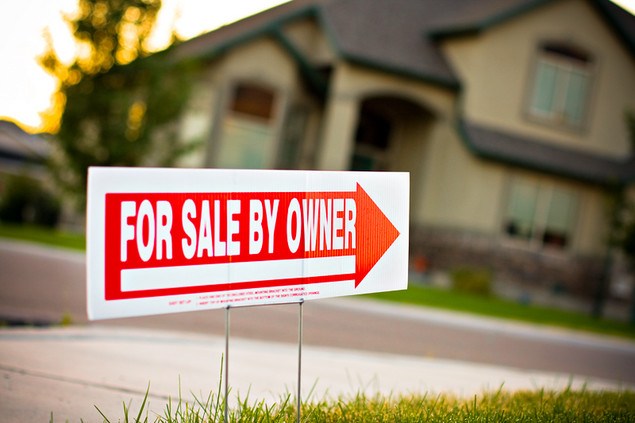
(542, 188), (577, 248)
(505, 179), (538, 240)
(216, 83), (278, 169)
(504, 179), (578, 250)
(528, 42), (593, 128)
(230, 84), (275, 121)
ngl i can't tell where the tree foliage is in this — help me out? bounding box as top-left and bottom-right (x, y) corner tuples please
(602, 111), (635, 322)
(608, 112), (635, 262)
(41, 0), (199, 208)
(0, 174), (61, 227)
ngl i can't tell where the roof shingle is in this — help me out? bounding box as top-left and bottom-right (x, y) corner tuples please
(460, 120), (635, 184)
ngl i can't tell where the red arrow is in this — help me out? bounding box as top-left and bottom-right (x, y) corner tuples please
(104, 184), (400, 299)
(353, 183), (400, 287)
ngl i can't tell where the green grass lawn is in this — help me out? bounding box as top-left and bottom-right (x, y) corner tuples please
(365, 283), (635, 339)
(91, 388), (635, 423)
(0, 223), (85, 251)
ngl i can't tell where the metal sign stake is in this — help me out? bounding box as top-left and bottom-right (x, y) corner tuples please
(222, 300), (304, 423)
(224, 305), (230, 423)
(297, 299), (304, 423)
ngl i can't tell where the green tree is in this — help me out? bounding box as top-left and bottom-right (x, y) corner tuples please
(609, 114), (635, 263)
(601, 112), (635, 323)
(41, 0), (199, 208)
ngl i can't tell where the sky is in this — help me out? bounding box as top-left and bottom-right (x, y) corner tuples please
(0, 0), (633, 134)
(0, 0), (289, 133)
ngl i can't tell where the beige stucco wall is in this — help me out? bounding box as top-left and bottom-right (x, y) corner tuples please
(324, 62), (456, 117)
(442, 0), (635, 159)
(179, 36), (307, 168)
(282, 18), (336, 65)
(562, 179), (608, 255)
(213, 37), (299, 92)
(417, 123), (507, 233)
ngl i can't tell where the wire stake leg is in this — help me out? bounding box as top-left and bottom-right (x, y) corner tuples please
(297, 299), (304, 423)
(224, 305), (230, 423)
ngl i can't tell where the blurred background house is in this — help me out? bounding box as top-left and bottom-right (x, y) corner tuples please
(0, 120), (60, 227)
(0, 119), (50, 186)
(159, 0), (635, 310)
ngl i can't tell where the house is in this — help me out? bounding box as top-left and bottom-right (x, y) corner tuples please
(0, 120), (61, 227)
(0, 119), (50, 193)
(168, 0), (635, 301)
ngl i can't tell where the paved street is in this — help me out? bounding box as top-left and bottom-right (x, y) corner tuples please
(2, 238), (634, 384)
(2, 324), (631, 423)
(2, 238), (635, 421)
(0, 240), (635, 422)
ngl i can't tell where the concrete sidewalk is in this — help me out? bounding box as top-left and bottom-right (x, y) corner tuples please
(1, 325), (633, 423)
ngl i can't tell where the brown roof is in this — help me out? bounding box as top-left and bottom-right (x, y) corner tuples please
(460, 120), (635, 184)
(174, 0), (634, 89)
(320, 0), (459, 88)
(171, 0), (323, 61)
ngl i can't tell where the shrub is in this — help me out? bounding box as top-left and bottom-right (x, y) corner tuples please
(451, 267), (492, 296)
(0, 174), (60, 228)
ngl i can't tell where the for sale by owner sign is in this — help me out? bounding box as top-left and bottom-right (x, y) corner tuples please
(87, 167), (409, 320)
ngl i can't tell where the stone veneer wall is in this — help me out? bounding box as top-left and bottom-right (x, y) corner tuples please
(409, 225), (605, 298)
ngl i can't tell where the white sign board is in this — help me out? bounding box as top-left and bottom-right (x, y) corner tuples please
(87, 167), (409, 320)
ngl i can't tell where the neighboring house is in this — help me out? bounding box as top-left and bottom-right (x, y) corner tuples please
(0, 120), (50, 194)
(169, 0), (635, 299)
